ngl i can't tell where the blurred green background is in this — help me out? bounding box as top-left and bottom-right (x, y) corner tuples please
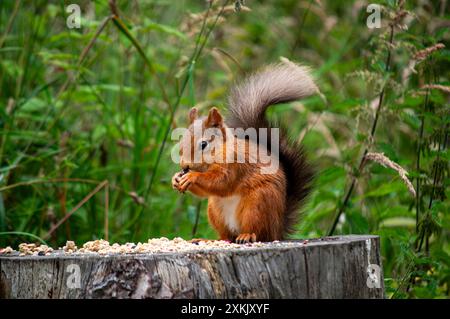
(0, 0), (449, 298)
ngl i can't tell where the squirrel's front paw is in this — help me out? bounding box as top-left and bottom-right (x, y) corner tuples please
(178, 172), (197, 193)
(171, 171), (184, 191)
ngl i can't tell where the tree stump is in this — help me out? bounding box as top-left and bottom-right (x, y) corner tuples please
(0, 235), (384, 299)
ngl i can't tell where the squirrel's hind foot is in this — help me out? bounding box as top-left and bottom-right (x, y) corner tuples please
(235, 233), (257, 244)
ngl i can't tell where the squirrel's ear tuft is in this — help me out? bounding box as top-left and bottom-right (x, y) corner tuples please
(188, 107), (198, 124)
(206, 107), (223, 128)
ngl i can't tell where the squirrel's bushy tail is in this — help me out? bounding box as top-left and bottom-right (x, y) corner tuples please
(226, 61), (317, 236)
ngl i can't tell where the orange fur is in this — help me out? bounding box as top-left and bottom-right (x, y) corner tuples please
(172, 108), (287, 242)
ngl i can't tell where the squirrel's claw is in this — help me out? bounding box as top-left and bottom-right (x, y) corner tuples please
(235, 233), (257, 244)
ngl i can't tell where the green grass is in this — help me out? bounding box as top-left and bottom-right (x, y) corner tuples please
(0, 0), (449, 298)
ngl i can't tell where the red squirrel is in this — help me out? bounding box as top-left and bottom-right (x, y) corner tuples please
(172, 61), (317, 243)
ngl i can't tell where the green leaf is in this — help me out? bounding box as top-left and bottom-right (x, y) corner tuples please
(380, 217), (416, 228)
(141, 18), (187, 40)
(316, 166), (346, 186)
(19, 97), (47, 113)
(360, 181), (406, 199)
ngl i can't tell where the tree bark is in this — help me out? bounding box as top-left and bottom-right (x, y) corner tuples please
(0, 235), (384, 299)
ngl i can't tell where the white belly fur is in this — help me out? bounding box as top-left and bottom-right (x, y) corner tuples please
(215, 195), (241, 234)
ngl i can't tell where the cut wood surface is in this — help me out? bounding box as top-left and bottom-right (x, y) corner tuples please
(0, 235), (384, 299)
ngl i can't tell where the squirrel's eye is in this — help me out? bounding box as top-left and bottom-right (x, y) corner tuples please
(200, 141), (208, 150)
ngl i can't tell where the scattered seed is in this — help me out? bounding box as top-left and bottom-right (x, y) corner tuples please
(0, 246), (14, 254)
(11, 237), (304, 256)
(63, 241), (78, 253)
